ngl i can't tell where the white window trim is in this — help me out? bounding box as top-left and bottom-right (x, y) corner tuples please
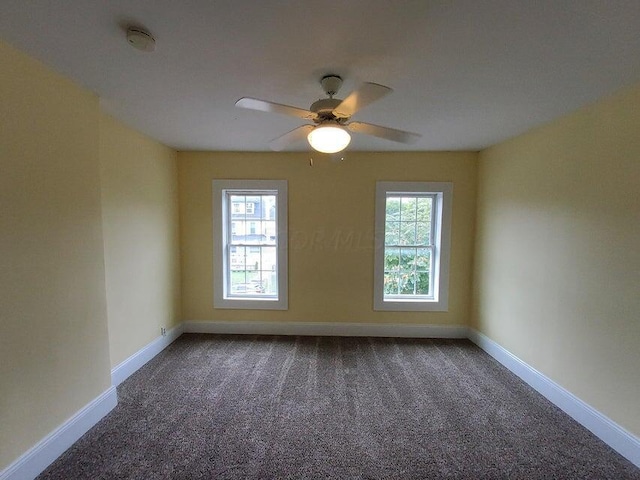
(373, 181), (452, 312)
(212, 180), (288, 310)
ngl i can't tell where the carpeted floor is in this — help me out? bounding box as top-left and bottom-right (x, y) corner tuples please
(38, 334), (639, 479)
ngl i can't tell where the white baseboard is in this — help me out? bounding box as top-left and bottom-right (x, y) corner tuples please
(111, 323), (184, 386)
(468, 328), (640, 468)
(183, 320), (468, 339)
(0, 386), (117, 480)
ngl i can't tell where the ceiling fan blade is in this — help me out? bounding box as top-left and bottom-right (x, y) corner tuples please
(236, 97), (317, 120)
(269, 124), (315, 151)
(347, 121), (421, 144)
(333, 82), (392, 118)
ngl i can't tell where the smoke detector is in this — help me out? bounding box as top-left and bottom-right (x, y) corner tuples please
(126, 26), (155, 52)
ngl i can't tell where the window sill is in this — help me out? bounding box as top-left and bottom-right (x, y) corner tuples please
(214, 297), (287, 310)
(374, 299), (448, 312)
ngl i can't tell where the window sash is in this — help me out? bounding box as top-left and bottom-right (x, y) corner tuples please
(383, 244), (435, 299)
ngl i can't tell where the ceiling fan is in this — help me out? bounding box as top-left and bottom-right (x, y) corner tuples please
(235, 75), (421, 154)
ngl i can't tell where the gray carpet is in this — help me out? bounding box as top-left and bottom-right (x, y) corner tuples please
(38, 334), (639, 479)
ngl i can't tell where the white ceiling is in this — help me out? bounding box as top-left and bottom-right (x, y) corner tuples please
(1, 1), (640, 152)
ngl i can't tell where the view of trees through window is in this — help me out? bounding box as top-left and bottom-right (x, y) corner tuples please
(383, 195), (434, 297)
(228, 194), (277, 297)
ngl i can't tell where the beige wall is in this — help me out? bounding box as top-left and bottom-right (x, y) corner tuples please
(178, 151), (477, 325)
(0, 41), (112, 469)
(472, 82), (640, 436)
(99, 113), (181, 368)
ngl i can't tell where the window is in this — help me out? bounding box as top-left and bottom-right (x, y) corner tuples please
(213, 180), (288, 310)
(374, 182), (452, 311)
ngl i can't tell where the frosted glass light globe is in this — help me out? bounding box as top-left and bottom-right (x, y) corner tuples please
(307, 125), (351, 154)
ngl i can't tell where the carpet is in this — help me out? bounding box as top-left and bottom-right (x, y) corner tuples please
(38, 334), (639, 479)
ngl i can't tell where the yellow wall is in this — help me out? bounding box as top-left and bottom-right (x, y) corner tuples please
(0, 41), (112, 469)
(178, 151), (477, 325)
(473, 82), (640, 436)
(99, 113), (181, 368)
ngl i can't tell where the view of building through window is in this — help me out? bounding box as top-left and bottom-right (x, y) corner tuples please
(228, 194), (278, 297)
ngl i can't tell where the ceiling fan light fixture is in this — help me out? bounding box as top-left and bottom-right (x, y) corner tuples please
(307, 124), (351, 154)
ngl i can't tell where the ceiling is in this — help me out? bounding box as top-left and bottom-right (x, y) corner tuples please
(1, 1), (640, 152)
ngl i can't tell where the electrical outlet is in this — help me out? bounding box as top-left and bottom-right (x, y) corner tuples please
(160, 327), (166, 337)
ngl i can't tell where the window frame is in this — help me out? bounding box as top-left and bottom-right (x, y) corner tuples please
(212, 179), (288, 310)
(373, 181), (452, 312)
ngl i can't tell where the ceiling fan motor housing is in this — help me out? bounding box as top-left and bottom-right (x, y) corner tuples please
(310, 98), (343, 122)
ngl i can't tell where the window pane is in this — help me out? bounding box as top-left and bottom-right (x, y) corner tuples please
(416, 197), (432, 245)
(416, 221), (431, 246)
(245, 248), (260, 271)
(265, 270), (279, 295)
(399, 247), (416, 270)
(263, 220), (276, 244)
(399, 271), (415, 295)
(399, 221), (416, 245)
(384, 247), (400, 272)
(259, 246), (277, 271)
(262, 195), (276, 220)
(231, 246), (246, 268)
(401, 197), (417, 221)
(384, 272), (399, 295)
(417, 197), (432, 223)
(416, 248), (431, 271)
(385, 221), (400, 246)
(385, 197), (401, 221)
(230, 195), (245, 216)
(245, 195), (260, 212)
(416, 271), (430, 295)
(416, 248), (431, 295)
(231, 221), (245, 243)
(230, 270), (248, 293)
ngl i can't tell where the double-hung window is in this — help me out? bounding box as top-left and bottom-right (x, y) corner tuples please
(374, 182), (452, 311)
(213, 180), (288, 310)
